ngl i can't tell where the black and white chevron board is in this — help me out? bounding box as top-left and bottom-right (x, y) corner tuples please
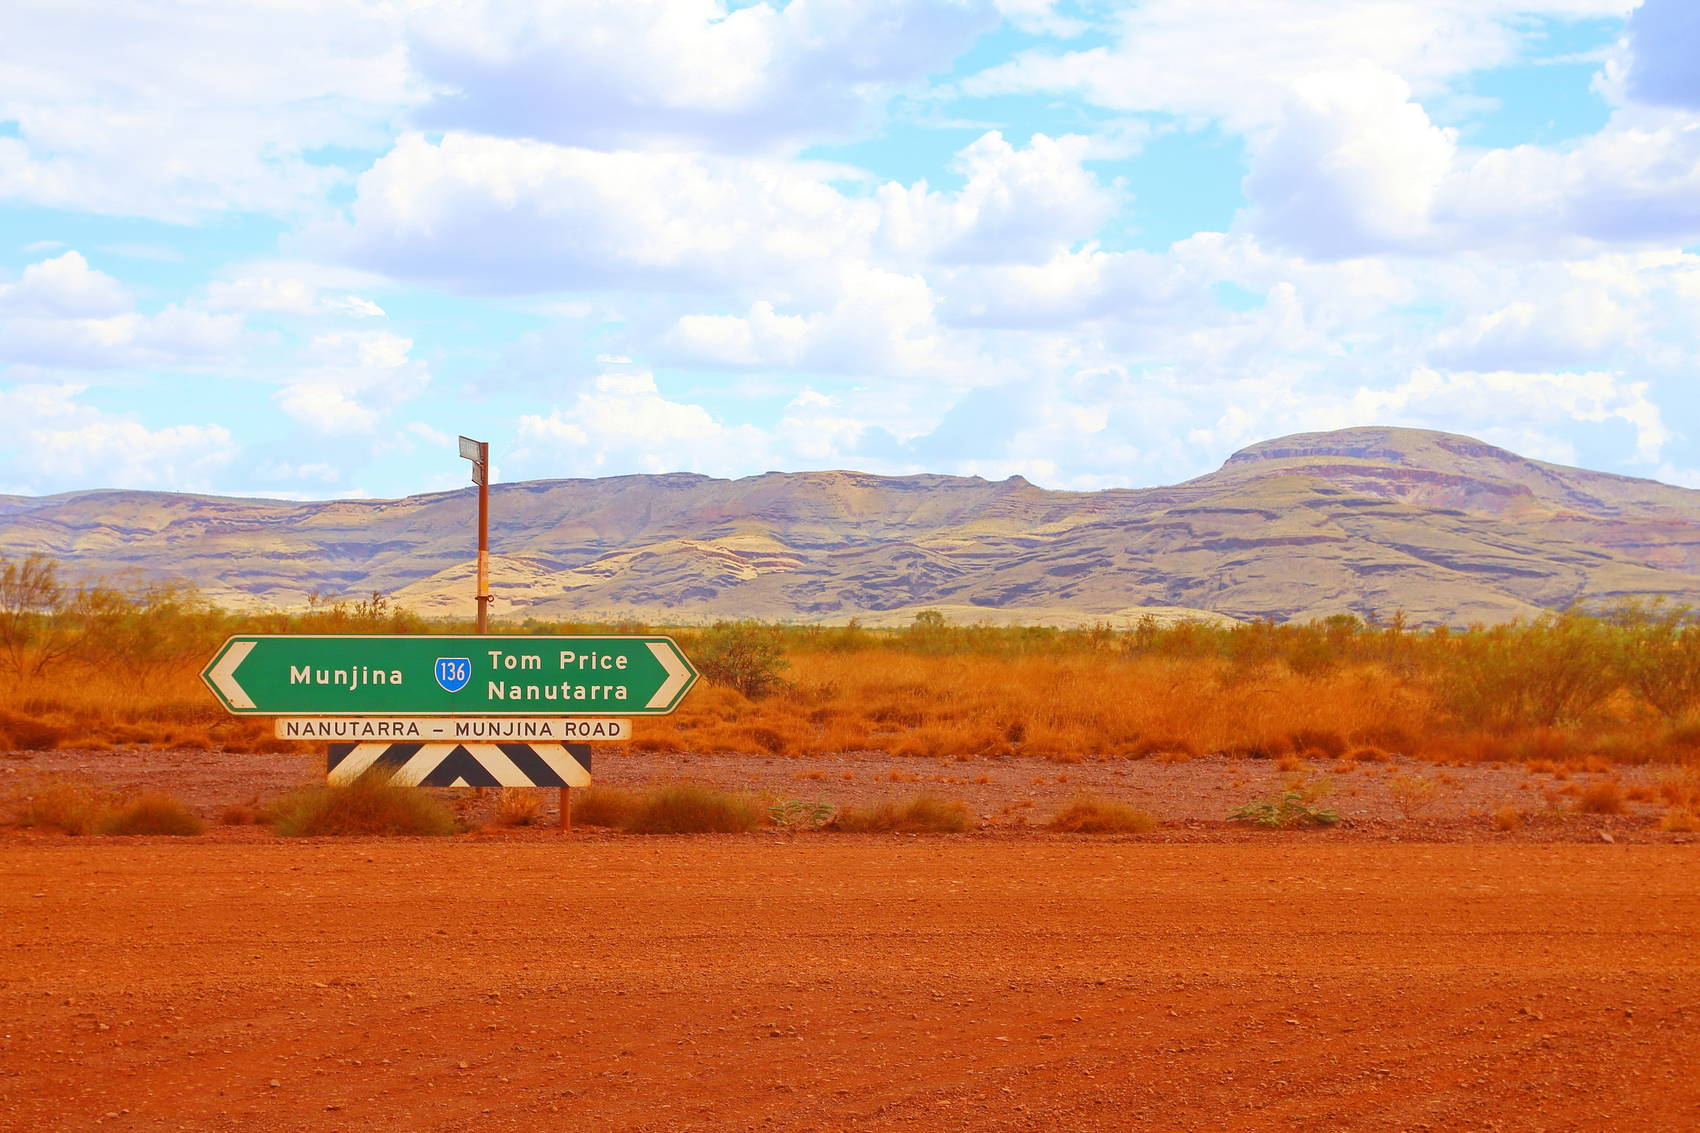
(327, 742), (591, 788)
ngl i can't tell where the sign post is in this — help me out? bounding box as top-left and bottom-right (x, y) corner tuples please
(457, 436), (491, 635)
(202, 635), (697, 824)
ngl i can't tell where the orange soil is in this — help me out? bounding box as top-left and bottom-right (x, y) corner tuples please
(3, 839), (1696, 1132)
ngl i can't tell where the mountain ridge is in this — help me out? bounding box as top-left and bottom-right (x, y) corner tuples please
(5, 426), (1700, 628)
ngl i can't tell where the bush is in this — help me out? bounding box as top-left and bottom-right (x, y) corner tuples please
(1286, 728), (1346, 758)
(1491, 805), (1525, 831)
(1049, 795), (1157, 834)
(1609, 600), (1700, 719)
(6, 776), (111, 834)
(570, 785), (641, 828)
(1658, 807), (1699, 832)
(1388, 773), (1438, 818)
(622, 783), (765, 834)
(1577, 780), (1628, 815)
(494, 788), (545, 827)
(0, 711), (64, 751)
(1229, 778), (1340, 828)
(219, 801), (264, 825)
(268, 775), (456, 836)
(832, 794), (973, 833)
(769, 799), (835, 829)
(1439, 612), (1618, 729)
(692, 621), (790, 699)
(99, 792), (206, 836)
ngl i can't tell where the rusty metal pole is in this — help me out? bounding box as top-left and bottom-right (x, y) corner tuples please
(559, 786), (572, 832)
(476, 440), (490, 634)
(459, 436), (493, 802)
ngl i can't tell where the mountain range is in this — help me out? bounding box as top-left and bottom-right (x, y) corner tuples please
(5, 426), (1700, 628)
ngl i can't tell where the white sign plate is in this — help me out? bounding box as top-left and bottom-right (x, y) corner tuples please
(276, 717), (631, 742)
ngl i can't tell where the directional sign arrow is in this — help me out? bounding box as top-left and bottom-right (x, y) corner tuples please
(207, 639), (257, 709)
(199, 634), (698, 716)
(645, 641), (693, 709)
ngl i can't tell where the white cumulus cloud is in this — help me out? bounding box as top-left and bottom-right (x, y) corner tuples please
(275, 331), (429, 436)
(205, 276), (384, 318)
(513, 371), (769, 476)
(0, 383), (237, 492)
(0, 251), (247, 369)
(876, 131), (1117, 264)
(0, 0), (417, 221)
(326, 132), (874, 294)
(965, 0), (1631, 130)
(409, 0), (995, 152)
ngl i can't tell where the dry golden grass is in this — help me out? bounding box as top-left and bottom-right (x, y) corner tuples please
(1656, 768), (1700, 809)
(99, 792), (206, 836)
(1658, 807), (1699, 832)
(1491, 805), (1524, 831)
(569, 786), (641, 827)
(4, 777), (203, 835)
(219, 801), (264, 825)
(4, 776), (113, 834)
(1388, 774), (1439, 819)
(832, 794), (973, 833)
(629, 652), (1434, 765)
(493, 788), (546, 827)
(268, 776), (456, 837)
(1048, 795), (1157, 834)
(10, 599), (1700, 772)
(1576, 780), (1628, 815)
(621, 783), (765, 834)
(0, 710), (65, 751)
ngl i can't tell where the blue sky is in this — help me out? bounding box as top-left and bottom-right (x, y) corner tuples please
(3, 0), (1700, 499)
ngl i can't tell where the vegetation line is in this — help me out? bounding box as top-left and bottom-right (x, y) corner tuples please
(4, 554), (1700, 767)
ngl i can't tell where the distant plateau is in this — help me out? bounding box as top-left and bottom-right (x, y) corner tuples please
(6, 426), (1700, 628)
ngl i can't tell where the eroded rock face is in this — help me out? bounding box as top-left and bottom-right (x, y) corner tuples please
(5, 426), (1700, 627)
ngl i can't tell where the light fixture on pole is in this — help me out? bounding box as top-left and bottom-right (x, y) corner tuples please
(458, 436), (491, 634)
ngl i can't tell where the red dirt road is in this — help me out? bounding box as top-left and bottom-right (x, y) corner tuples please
(2, 838), (1696, 1132)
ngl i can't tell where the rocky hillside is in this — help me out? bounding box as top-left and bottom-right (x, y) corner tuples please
(5, 426), (1700, 627)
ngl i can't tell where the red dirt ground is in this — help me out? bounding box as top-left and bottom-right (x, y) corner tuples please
(4, 744), (1694, 837)
(3, 837), (1697, 1132)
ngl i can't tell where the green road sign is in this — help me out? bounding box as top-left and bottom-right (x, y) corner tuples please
(201, 635), (697, 716)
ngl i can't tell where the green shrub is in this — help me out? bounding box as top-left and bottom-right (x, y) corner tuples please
(769, 799), (835, 829)
(832, 794), (973, 833)
(99, 792), (206, 836)
(1438, 612), (1619, 729)
(1230, 777), (1340, 828)
(1609, 600), (1700, 719)
(622, 783), (765, 834)
(692, 620), (790, 699)
(1049, 795), (1157, 833)
(268, 775), (455, 836)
